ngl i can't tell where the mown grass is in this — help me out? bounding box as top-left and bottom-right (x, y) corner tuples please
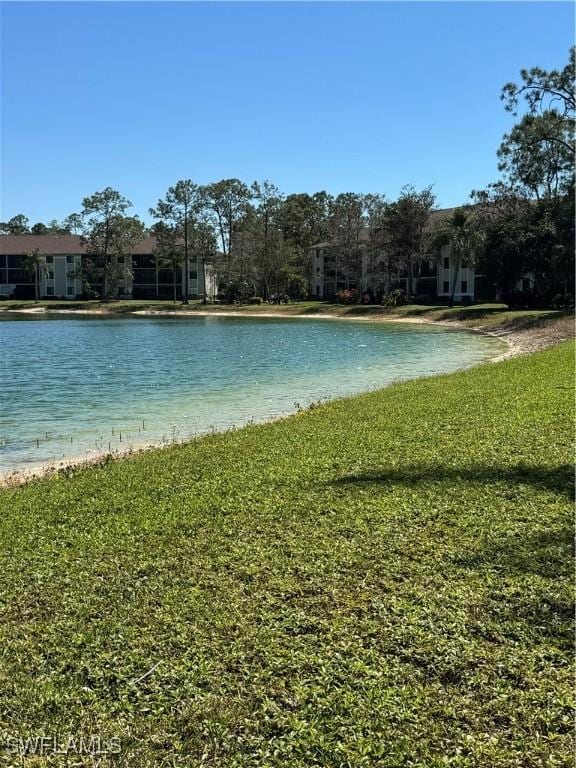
(0, 343), (574, 767)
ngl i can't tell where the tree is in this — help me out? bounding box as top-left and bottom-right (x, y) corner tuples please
(435, 207), (485, 307)
(192, 221), (217, 303)
(152, 221), (182, 304)
(250, 180), (290, 300)
(328, 194), (365, 291)
(0, 214), (30, 234)
(150, 180), (203, 304)
(279, 191), (332, 290)
(201, 179), (252, 258)
(468, 48), (575, 305)
(497, 111), (574, 200)
(501, 47), (575, 150)
(23, 248), (47, 302)
(80, 188), (145, 300)
(363, 194), (390, 296)
(473, 192), (574, 303)
(63, 213), (84, 235)
(30, 219), (69, 235)
(388, 185), (436, 295)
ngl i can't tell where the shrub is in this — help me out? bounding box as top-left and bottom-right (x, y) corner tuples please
(382, 289), (413, 307)
(550, 293), (575, 311)
(269, 293), (290, 305)
(414, 294), (434, 305)
(503, 290), (541, 310)
(79, 288), (99, 300)
(335, 289), (360, 305)
(248, 296), (263, 305)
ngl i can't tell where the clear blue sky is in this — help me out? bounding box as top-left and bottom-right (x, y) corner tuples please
(1, 1), (573, 223)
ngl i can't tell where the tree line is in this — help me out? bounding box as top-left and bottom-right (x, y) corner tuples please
(3, 48), (574, 307)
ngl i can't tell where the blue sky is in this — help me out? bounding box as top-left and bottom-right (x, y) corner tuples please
(1, 1), (573, 223)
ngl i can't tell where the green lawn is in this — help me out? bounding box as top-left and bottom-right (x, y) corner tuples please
(0, 344), (573, 766)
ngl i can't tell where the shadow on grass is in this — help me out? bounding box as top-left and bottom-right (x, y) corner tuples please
(455, 524), (574, 581)
(432, 308), (566, 326)
(340, 305), (392, 316)
(491, 311), (567, 331)
(431, 306), (508, 321)
(334, 463), (574, 580)
(333, 462), (574, 500)
(299, 303), (340, 315)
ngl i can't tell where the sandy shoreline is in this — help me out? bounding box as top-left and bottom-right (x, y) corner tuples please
(1, 308), (572, 487)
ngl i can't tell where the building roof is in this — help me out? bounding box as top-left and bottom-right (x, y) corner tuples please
(0, 234), (158, 255)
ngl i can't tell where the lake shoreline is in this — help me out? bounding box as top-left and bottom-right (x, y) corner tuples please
(1, 309), (571, 487)
(3, 302), (571, 359)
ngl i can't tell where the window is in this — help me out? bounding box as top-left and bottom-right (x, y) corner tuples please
(460, 280), (468, 293)
(46, 255), (53, 264)
(47, 270), (54, 280)
(46, 287), (54, 296)
(443, 257), (450, 270)
(67, 286), (74, 295)
(66, 255), (74, 264)
(443, 281), (449, 293)
(522, 278), (531, 291)
(316, 249), (321, 259)
(316, 266), (320, 273)
(189, 270), (198, 280)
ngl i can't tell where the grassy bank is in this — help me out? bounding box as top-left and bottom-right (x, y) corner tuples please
(0, 343), (573, 766)
(0, 297), (568, 325)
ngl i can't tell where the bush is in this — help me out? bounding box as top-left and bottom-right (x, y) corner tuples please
(285, 274), (308, 302)
(248, 296), (263, 305)
(382, 289), (413, 307)
(79, 287), (99, 300)
(269, 293), (290, 305)
(550, 293), (575, 311)
(461, 295), (474, 306)
(335, 289), (360, 305)
(503, 290), (541, 310)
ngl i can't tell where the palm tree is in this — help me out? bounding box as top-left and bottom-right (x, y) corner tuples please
(23, 248), (47, 303)
(443, 208), (485, 307)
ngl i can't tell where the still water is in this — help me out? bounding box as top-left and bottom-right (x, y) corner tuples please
(0, 315), (505, 475)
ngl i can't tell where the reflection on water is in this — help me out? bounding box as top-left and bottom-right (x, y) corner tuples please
(0, 315), (505, 475)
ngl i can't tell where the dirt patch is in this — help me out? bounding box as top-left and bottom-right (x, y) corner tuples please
(472, 315), (575, 359)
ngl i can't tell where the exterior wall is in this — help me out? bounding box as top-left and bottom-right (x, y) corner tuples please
(41, 254), (82, 298)
(436, 244), (474, 301)
(311, 245), (362, 298)
(311, 247), (325, 298)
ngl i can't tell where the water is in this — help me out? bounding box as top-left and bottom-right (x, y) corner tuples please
(0, 315), (505, 476)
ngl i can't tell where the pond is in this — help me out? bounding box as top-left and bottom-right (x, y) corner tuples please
(0, 314), (506, 476)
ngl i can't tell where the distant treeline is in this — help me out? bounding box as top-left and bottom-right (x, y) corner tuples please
(2, 48), (574, 307)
